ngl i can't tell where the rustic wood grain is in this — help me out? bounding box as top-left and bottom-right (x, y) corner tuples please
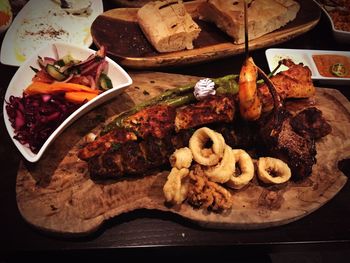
(111, 0), (195, 8)
(16, 72), (350, 235)
(91, 0), (320, 69)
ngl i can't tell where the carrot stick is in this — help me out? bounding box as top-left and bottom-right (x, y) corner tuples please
(64, 91), (98, 104)
(24, 81), (100, 95)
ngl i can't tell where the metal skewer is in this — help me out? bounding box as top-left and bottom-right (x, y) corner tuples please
(244, 0), (249, 59)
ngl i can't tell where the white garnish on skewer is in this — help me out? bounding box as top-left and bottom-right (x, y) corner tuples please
(194, 78), (216, 100)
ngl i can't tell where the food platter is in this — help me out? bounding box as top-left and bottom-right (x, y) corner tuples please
(16, 72), (350, 235)
(0, 0), (104, 66)
(91, 0), (320, 69)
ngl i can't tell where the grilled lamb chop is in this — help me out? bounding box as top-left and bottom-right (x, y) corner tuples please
(259, 108), (317, 180)
(257, 68), (330, 180)
(290, 107), (332, 140)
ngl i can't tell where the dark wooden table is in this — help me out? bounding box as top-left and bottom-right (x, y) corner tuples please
(1, 1), (349, 262)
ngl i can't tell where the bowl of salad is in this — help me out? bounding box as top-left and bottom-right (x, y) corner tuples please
(3, 42), (132, 162)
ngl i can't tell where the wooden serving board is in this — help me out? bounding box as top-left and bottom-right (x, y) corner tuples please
(111, 0), (194, 8)
(91, 0), (320, 69)
(16, 72), (350, 235)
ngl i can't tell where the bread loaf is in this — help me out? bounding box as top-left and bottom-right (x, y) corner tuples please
(137, 0), (201, 53)
(198, 0), (300, 44)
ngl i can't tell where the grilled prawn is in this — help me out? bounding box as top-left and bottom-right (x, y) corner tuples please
(238, 57), (262, 121)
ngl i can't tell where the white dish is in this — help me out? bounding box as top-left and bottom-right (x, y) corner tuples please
(315, 1), (350, 43)
(265, 48), (350, 85)
(3, 42), (132, 162)
(0, 0), (103, 66)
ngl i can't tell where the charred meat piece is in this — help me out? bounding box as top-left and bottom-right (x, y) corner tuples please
(78, 128), (137, 161)
(257, 66), (318, 180)
(88, 130), (194, 180)
(79, 94), (235, 161)
(122, 104), (176, 139)
(175, 95), (235, 131)
(290, 107), (332, 140)
(259, 107), (317, 180)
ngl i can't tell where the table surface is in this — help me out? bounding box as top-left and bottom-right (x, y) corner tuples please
(1, 0), (350, 260)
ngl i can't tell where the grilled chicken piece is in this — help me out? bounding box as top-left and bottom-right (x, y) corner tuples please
(78, 128), (137, 161)
(88, 130), (193, 179)
(175, 95), (235, 131)
(259, 59), (316, 112)
(122, 104), (176, 139)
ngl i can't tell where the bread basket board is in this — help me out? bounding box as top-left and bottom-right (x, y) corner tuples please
(16, 71), (350, 235)
(111, 0), (194, 8)
(91, 0), (320, 69)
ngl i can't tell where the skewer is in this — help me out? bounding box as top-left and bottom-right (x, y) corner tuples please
(244, 0), (249, 60)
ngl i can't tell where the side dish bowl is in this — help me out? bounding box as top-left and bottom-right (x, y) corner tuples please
(316, 1), (350, 43)
(3, 42), (132, 162)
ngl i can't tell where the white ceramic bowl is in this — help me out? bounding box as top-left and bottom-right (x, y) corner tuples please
(316, 1), (350, 43)
(3, 42), (132, 162)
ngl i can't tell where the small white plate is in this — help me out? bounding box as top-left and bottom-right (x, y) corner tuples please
(0, 0), (103, 66)
(3, 42), (132, 162)
(265, 48), (350, 85)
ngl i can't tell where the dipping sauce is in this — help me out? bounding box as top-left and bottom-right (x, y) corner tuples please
(312, 54), (350, 78)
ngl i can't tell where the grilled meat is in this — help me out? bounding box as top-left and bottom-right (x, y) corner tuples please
(290, 107), (332, 140)
(79, 94), (235, 161)
(257, 67), (330, 180)
(259, 59), (316, 112)
(259, 108), (317, 180)
(122, 104), (176, 139)
(82, 65), (331, 181)
(78, 128), (137, 161)
(88, 130), (193, 179)
(175, 95), (235, 131)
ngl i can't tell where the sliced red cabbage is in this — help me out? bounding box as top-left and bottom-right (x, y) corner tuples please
(5, 93), (81, 154)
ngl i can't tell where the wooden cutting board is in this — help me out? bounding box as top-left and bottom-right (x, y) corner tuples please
(16, 72), (350, 235)
(91, 0), (320, 69)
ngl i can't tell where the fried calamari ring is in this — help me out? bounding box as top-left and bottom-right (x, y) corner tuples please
(204, 145), (235, 183)
(257, 157), (291, 184)
(163, 167), (190, 205)
(189, 127), (225, 166)
(169, 147), (193, 169)
(226, 149), (254, 189)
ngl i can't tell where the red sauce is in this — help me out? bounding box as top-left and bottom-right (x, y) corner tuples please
(312, 54), (350, 78)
